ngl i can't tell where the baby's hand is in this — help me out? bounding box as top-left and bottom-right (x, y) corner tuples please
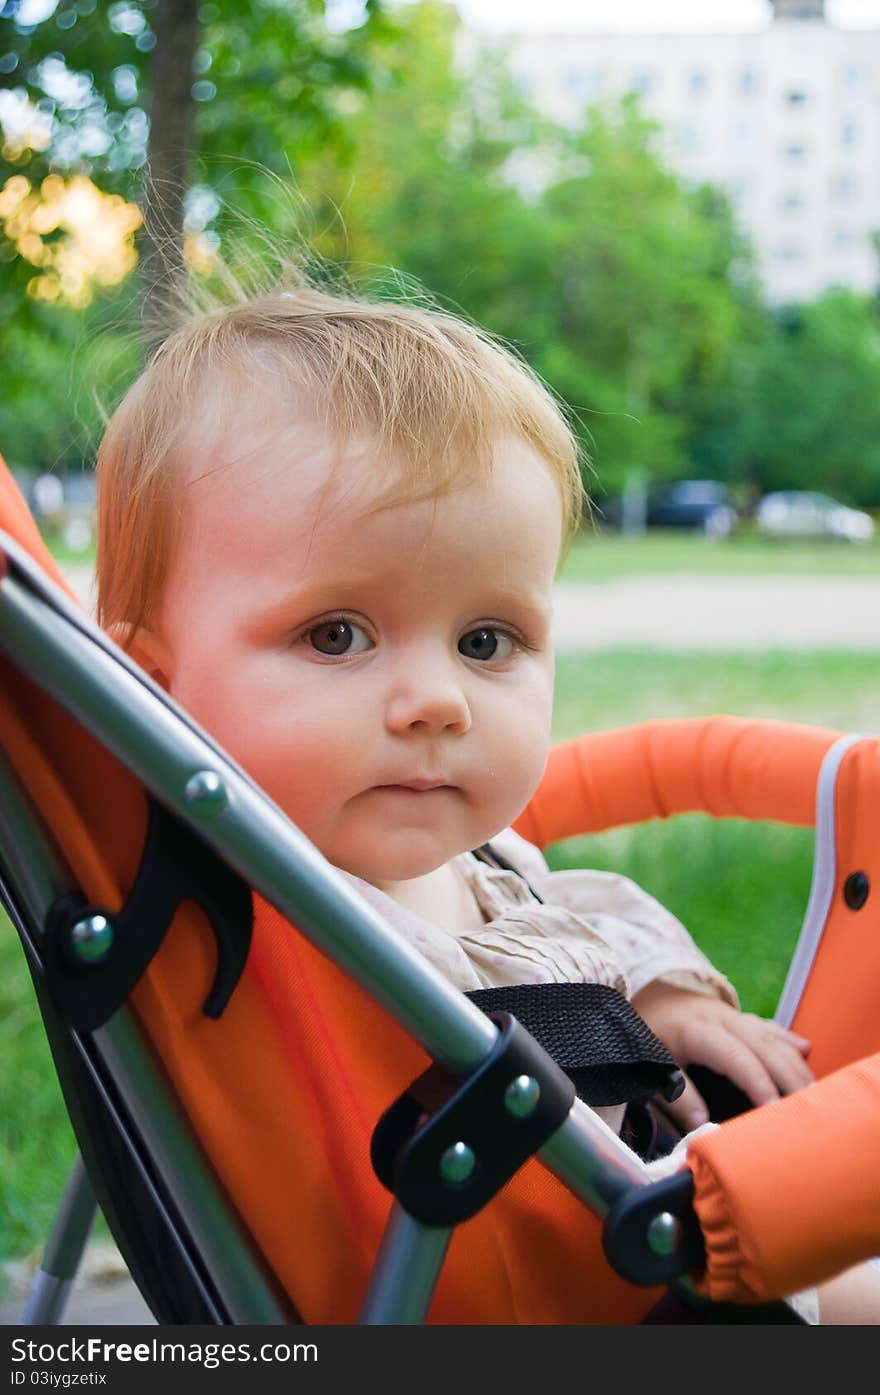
(631, 981), (814, 1133)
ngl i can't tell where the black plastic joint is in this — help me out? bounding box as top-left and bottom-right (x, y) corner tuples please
(602, 1169), (706, 1286)
(41, 798), (253, 1033)
(371, 1010), (576, 1226)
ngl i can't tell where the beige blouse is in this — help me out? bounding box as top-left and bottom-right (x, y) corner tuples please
(343, 826), (737, 1008)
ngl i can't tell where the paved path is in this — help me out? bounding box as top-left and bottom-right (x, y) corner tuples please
(60, 563), (880, 650)
(1, 1243), (154, 1327)
(552, 575), (880, 651)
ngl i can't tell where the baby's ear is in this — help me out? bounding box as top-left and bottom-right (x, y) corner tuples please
(110, 625), (173, 692)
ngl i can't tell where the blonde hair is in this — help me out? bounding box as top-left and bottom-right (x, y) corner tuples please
(96, 277), (584, 641)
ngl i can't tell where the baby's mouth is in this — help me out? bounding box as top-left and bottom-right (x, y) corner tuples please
(373, 778), (456, 793)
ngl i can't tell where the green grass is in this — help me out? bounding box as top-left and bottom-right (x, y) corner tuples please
(2, 644), (877, 1268)
(552, 648), (880, 736)
(545, 819), (813, 1019)
(0, 927), (78, 1273)
(42, 535), (96, 568)
(560, 527), (880, 582)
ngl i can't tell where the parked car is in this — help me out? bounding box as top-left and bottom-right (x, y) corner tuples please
(755, 490), (875, 543)
(598, 479), (738, 537)
(645, 480), (738, 536)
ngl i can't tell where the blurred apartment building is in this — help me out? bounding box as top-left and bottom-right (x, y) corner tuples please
(490, 0), (880, 303)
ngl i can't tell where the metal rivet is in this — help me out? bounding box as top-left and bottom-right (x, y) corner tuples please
(68, 913), (114, 965)
(439, 1141), (476, 1186)
(504, 1074), (541, 1118)
(844, 871), (869, 911)
(184, 769), (228, 816)
(646, 1211), (682, 1258)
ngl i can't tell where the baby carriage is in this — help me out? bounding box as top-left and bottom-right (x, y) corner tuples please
(1, 453), (879, 1326)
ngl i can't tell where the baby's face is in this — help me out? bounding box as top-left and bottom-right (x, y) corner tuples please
(149, 416), (562, 884)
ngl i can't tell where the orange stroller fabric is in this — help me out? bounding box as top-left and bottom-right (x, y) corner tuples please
(687, 1055), (880, 1303)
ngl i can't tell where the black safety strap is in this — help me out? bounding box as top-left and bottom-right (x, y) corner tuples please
(472, 841), (545, 901)
(466, 982), (684, 1107)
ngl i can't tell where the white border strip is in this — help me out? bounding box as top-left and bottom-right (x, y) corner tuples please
(775, 733), (870, 1027)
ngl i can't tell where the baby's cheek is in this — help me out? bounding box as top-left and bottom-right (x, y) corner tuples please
(487, 713), (552, 823)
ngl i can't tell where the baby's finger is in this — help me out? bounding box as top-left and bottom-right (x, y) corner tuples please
(694, 1031), (780, 1108)
(749, 1018), (812, 1053)
(755, 1039), (816, 1096)
(657, 1071), (709, 1134)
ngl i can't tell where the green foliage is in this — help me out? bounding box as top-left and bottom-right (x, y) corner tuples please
(1, 280), (140, 468)
(0, 1), (393, 192)
(733, 292), (880, 507)
(528, 105), (758, 493)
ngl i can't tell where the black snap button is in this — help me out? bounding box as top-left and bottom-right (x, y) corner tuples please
(843, 872), (869, 911)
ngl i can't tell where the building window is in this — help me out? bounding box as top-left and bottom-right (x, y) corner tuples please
(832, 172), (860, 202)
(831, 228), (860, 251)
(774, 243), (805, 263)
(784, 141), (808, 160)
(738, 68), (760, 97)
(564, 68), (599, 103)
(728, 177), (753, 203)
(677, 121), (701, 153)
(688, 69), (708, 97)
(785, 89), (808, 106)
(731, 119), (758, 151)
(840, 120), (859, 148)
(842, 64), (864, 94)
(630, 70), (654, 97)
(781, 192), (805, 212)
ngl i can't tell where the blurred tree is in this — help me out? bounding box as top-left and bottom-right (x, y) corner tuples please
(140, 0), (198, 326)
(300, 1), (547, 327)
(531, 103), (758, 497)
(737, 291), (880, 506)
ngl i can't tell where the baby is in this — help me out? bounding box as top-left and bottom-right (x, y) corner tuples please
(95, 279), (812, 1139)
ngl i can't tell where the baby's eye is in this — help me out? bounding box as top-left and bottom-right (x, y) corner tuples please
(306, 619), (372, 657)
(457, 627), (515, 663)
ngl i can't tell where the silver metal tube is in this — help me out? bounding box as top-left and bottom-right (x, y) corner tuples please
(0, 746), (292, 1325)
(358, 1206), (452, 1325)
(19, 1156), (96, 1324)
(540, 1098), (648, 1215)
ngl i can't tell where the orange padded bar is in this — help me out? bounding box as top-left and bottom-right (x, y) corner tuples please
(515, 717), (841, 848)
(0, 464), (71, 595)
(687, 1054), (880, 1303)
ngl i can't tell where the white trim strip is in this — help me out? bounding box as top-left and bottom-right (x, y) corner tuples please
(775, 733), (870, 1027)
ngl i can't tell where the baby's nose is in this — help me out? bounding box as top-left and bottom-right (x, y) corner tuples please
(384, 669), (471, 735)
